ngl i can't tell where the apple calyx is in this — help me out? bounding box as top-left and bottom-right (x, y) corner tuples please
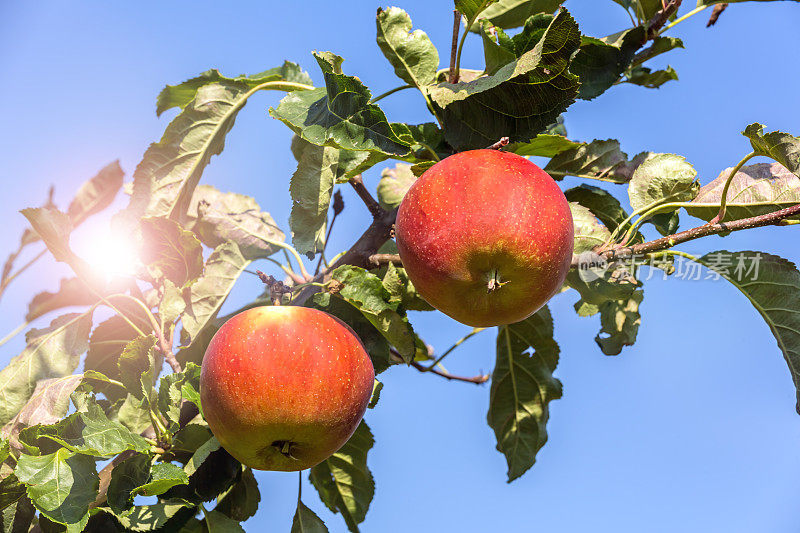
(486, 270), (509, 294)
(272, 440), (298, 460)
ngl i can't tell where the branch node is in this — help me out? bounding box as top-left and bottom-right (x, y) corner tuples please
(487, 137), (510, 150)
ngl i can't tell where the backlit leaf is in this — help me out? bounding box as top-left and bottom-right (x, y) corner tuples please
(742, 122), (800, 176)
(67, 161), (124, 226)
(596, 290), (644, 355)
(545, 139), (651, 183)
(376, 7), (439, 88)
(140, 217), (204, 287)
(377, 163), (416, 210)
(292, 501), (329, 533)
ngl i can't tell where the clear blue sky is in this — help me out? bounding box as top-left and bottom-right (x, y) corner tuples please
(2, 1), (800, 531)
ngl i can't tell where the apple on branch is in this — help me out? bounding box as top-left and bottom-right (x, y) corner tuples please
(395, 149), (574, 327)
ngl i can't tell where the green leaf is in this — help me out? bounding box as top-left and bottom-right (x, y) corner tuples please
(117, 499), (194, 531)
(157, 62), (312, 116)
(67, 161), (124, 226)
(289, 138), (383, 255)
(184, 437), (220, 477)
(0, 313), (93, 426)
(158, 363), (201, 428)
(19, 208), (73, 263)
(292, 501), (329, 533)
(376, 7), (439, 88)
(628, 153), (698, 214)
(329, 266), (417, 362)
(633, 36), (684, 67)
(685, 162), (800, 222)
(26, 277), (96, 322)
(0, 495), (35, 532)
(189, 185), (285, 260)
(0, 475), (26, 514)
(368, 380), (383, 409)
(506, 133), (582, 157)
(470, 0), (565, 30)
(15, 448), (98, 532)
(140, 217), (204, 287)
(624, 65), (678, 88)
(571, 28), (646, 100)
(270, 53), (411, 157)
(160, 279), (186, 330)
(742, 123), (800, 176)
(545, 139), (651, 183)
(377, 163), (416, 210)
(596, 290), (644, 355)
(570, 203), (611, 255)
(456, 0), (500, 21)
(19, 402), (150, 457)
(490, 307), (561, 481)
(428, 9), (581, 151)
(379, 261), (433, 312)
(310, 293), (393, 374)
(117, 395), (152, 435)
(107, 453), (150, 515)
(181, 242), (250, 345)
(172, 424), (212, 456)
(565, 184), (634, 237)
(201, 510), (245, 532)
(85, 306), (153, 385)
(216, 467), (260, 522)
(117, 335), (157, 402)
(696, 251), (800, 414)
(309, 422), (374, 533)
(566, 267), (640, 310)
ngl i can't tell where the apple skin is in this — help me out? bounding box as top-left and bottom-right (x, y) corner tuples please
(395, 149), (574, 327)
(199, 306), (375, 471)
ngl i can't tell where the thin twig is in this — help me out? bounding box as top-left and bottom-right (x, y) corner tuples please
(348, 175), (385, 219)
(368, 254), (402, 267)
(410, 360), (490, 385)
(448, 10), (461, 83)
(486, 137), (510, 150)
(646, 0), (683, 39)
(707, 3), (728, 26)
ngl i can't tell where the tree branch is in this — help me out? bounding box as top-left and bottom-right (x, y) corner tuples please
(348, 175), (384, 219)
(646, 0), (683, 39)
(368, 253), (402, 267)
(448, 10), (460, 83)
(410, 360), (490, 385)
(706, 3), (728, 26)
(573, 202), (800, 266)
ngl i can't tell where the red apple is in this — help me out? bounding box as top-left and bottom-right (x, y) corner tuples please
(200, 306), (375, 471)
(395, 149), (574, 327)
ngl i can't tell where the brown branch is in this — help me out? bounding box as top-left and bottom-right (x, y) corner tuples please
(573, 202), (800, 267)
(410, 360), (490, 385)
(706, 3), (728, 27)
(368, 253), (402, 267)
(448, 10), (460, 83)
(315, 190), (344, 275)
(348, 175), (384, 219)
(646, 0), (683, 40)
(487, 137), (510, 150)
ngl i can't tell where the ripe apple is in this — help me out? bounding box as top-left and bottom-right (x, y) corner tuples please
(395, 149), (574, 327)
(200, 306), (375, 471)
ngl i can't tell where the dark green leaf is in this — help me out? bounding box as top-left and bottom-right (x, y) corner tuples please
(157, 62), (312, 116)
(270, 53), (411, 157)
(368, 380), (382, 409)
(189, 185), (285, 260)
(545, 139), (651, 183)
(107, 453), (150, 515)
(0, 313), (93, 426)
(117, 499), (194, 531)
(506, 133), (582, 157)
(428, 9), (581, 151)
(470, 0), (565, 30)
(376, 7), (439, 88)
(632, 36), (683, 67)
(742, 122), (800, 176)
(571, 27), (646, 100)
(201, 510), (245, 532)
(172, 424), (212, 456)
(0, 475), (26, 514)
(185, 437), (221, 477)
(309, 422), (374, 533)
(0, 495), (34, 532)
(85, 306), (153, 386)
(686, 162), (800, 222)
(564, 184), (639, 242)
(596, 290), (644, 355)
(67, 161), (124, 226)
(292, 501), (329, 533)
(117, 335), (157, 402)
(377, 163), (416, 210)
(489, 307), (561, 481)
(215, 468), (260, 522)
(140, 218), (204, 287)
(624, 65), (678, 88)
(15, 448), (98, 532)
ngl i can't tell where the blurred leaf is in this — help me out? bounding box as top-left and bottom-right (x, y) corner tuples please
(428, 10), (580, 151)
(685, 162), (800, 223)
(570, 203), (611, 255)
(15, 448), (98, 532)
(697, 251), (800, 414)
(310, 293), (393, 373)
(270, 53), (411, 157)
(181, 242), (249, 345)
(376, 7), (439, 88)
(596, 290), (644, 355)
(117, 499), (194, 531)
(0, 313), (93, 426)
(742, 123), (800, 176)
(117, 335), (158, 403)
(26, 278), (96, 322)
(310, 422), (374, 533)
(289, 138), (383, 255)
(505, 133), (582, 157)
(470, 0), (564, 30)
(292, 501), (329, 533)
(140, 218), (204, 287)
(157, 62), (312, 116)
(189, 185), (285, 260)
(489, 306), (561, 481)
(19, 402), (149, 457)
(19, 208), (73, 264)
(329, 266), (417, 362)
(67, 161), (124, 226)
(571, 27), (646, 100)
(545, 139), (651, 183)
(377, 163), (416, 210)
(624, 65), (678, 88)
(215, 468), (260, 522)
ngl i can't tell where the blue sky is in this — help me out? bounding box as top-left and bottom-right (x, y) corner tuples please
(2, 1), (800, 531)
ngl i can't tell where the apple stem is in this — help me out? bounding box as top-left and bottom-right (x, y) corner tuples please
(487, 270), (501, 293)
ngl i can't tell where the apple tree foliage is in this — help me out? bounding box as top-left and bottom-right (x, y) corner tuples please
(1, 0), (800, 530)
